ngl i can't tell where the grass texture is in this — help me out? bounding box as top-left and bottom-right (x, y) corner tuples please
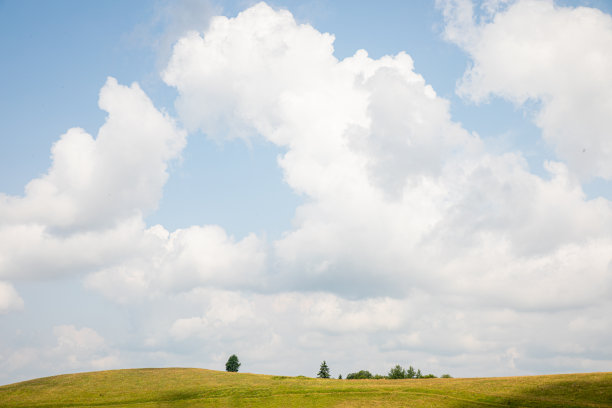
(0, 368), (610, 407)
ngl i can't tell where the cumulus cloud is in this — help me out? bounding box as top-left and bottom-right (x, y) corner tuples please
(0, 74), (266, 316)
(0, 77), (186, 232)
(0, 77), (189, 287)
(439, 0), (612, 180)
(162, 1), (612, 308)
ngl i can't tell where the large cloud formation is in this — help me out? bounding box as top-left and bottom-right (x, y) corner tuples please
(1, 0), (612, 381)
(163, 1), (612, 305)
(0, 78), (186, 280)
(439, 0), (612, 180)
(162, 1), (612, 375)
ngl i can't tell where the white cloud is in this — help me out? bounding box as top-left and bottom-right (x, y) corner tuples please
(1, 325), (119, 382)
(0, 78), (190, 287)
(0, 77), (186, 232)
(162, 1), (612, 309)
(54, 325), (119, 371)
(136, 288), (612, 377)
(439, 0), (612, 180)
(0, 77), (187, 283)
(0, 216), (149, 280)
(53, 325), (106, 352)
(0, 281), (23, 314)
(84, 224), (267, 302)
(170, 290), (257, 340)
(298, 294), (405, 333)
(0, 74), (266, 316)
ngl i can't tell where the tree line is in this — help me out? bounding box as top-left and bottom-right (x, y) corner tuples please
(225, 355), (451, 379)
(318, 361), (451, 380)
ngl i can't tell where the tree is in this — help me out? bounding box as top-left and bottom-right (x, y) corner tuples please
(441, 373), (453, 378)
(225, 354), (241, 372)
(346, 370), (373, 379)
(416, 369), (423, 379)
(338, 374), (343, 379)
(406, 365), (416, 379)
(317, 361), (330, 378)
(387, 364), (407, 379)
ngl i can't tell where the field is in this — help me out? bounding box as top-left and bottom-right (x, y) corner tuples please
(0, 368), (610, 407)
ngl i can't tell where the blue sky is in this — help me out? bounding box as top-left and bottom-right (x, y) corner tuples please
(1, 0), (612, 384)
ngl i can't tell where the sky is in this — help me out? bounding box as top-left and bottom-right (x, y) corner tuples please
(1, 0), (612, 384)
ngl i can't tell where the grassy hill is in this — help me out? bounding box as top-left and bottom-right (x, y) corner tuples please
(0, 368), (610, 407)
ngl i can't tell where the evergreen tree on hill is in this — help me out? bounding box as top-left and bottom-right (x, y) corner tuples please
(225, 354), (241, 372)
(317, 361), (330, 378)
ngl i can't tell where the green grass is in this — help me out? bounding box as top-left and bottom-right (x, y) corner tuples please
(0, 368), (610, 407)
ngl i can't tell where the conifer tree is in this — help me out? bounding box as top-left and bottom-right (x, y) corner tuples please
(317, 361), (330, 378)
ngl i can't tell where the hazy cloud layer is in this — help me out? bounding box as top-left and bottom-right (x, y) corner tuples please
(0, 281), (23, 314)
(1, 1), (611, 382)
(1, 325), (119, 382)
(132, 0), (219, 66)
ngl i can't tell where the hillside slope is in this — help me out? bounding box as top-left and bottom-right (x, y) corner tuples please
(0, 368), (610, 407)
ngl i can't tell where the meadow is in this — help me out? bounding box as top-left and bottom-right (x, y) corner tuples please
(0, 368), (610, 407)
